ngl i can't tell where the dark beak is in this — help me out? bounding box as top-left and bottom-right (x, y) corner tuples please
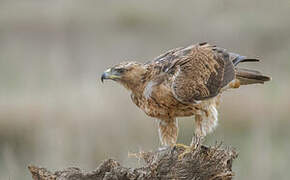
(101, 68), (120, 83)
(101, 71), (110, 83)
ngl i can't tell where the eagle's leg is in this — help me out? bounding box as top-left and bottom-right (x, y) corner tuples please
(157, 118), (178, 147)
(193, 114), (206, 141)
(192, 104), (218, 145)
(177, 114), (205, 159)
(178, 105), (218, 159)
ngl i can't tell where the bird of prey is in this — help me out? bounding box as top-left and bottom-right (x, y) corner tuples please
(101, 42), (270, 147)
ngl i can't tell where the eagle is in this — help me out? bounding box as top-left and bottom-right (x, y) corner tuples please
(101, 42), (270, 147)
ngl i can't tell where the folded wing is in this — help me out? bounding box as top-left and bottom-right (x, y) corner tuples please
(169, 43), (235, 104)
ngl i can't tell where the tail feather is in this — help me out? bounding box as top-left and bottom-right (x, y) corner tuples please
(229, 52), (271, 85)
(236, 67), (271, 85)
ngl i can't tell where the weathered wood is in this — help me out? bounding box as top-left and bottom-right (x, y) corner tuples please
(28, 143), (237, 180)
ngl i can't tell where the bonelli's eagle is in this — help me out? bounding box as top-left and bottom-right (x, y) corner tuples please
(101, 43), (270, 147)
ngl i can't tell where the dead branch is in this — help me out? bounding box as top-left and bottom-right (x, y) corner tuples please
(28, 143), (238, 180)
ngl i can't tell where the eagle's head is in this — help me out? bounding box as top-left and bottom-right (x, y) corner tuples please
(101, 61), (147, 91)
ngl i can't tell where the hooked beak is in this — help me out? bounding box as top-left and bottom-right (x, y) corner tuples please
(101, 70), (110, 83)
(101, 68), (120, 83)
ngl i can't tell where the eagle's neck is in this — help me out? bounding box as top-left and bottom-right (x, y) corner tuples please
(123, 80), (145, 95)
(121, 65), (151, 95)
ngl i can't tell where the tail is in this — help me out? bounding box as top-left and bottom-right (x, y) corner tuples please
(236, 68), (271, 85)
(230, 53), (271, 85)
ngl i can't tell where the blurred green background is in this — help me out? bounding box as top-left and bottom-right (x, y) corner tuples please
(0, 0), (289, 179)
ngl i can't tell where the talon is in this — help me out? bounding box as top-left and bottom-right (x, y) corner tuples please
(176, 135), (205, 160)
(176, 144), (196, 160)
(174, 143), (190, 149)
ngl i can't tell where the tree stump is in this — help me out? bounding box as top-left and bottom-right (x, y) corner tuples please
(28, 143), (237, 180)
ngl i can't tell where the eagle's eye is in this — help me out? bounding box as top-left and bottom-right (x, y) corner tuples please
(114, 68), (126, 74)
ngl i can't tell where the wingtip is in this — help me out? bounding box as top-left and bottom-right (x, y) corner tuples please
(264, 75), (272, 82)
(233, 58), (260, 66)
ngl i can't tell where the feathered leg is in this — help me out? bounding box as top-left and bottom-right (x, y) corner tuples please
(192, 103), (218, 145)
(194, 114), (205, 138)
(178, 104), (219, 159)
(157, 118), (178, 146)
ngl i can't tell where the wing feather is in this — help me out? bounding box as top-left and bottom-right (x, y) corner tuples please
(169, 43), (235, 103)
(145, 43), (236, 103)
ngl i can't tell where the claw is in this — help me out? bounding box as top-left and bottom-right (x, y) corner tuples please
(177, 135), (204, 160)
(175, 144), (195, 160)
(174, 143), (190, 149)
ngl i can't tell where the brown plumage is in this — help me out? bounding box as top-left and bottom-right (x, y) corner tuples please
(101, 43), (271, 146)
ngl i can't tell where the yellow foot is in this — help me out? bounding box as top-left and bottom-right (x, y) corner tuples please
(174, 144), (197, 160)
(174, 143), (190, 149)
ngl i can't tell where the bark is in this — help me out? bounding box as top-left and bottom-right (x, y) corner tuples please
(28, 143), (238, 180)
